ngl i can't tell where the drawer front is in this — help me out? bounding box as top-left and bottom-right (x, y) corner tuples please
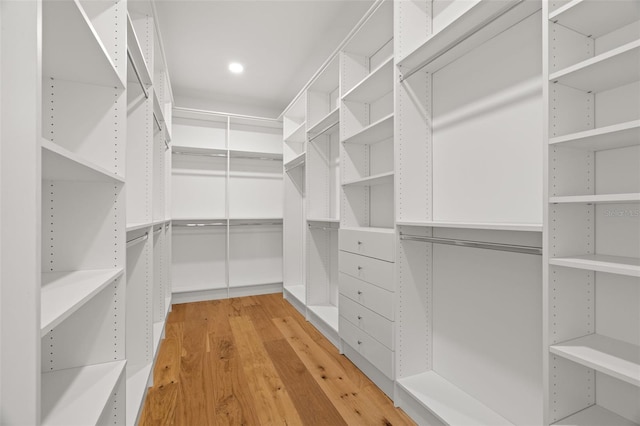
(339, 294), (394, 350)
(339, 251), (394, 292)
(340, 316), (394, 379)
(339, 228), (395, 261)
(339, 273), (393, 320)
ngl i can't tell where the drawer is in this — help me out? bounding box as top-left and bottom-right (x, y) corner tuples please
(339, 294), (394, 350)
(340, 316), (394, 379)
(339, 273), (393, 320)
(339, 228), (395, 262)
(339, 251), (394, 292)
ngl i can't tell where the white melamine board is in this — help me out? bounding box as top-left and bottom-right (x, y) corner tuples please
(41, 268), (123, 336)
(595, 205), (640, 259)
(549, 147), (594, 197)
(596, 373), (640, 425)
(550, 194), (640, 204)
(549, 255), (640, 277)
(596, 273), (640, 345)
(549, 21), (595, 75)
(594, 20), (640, 57)
(551, 41), (640, 93)
(229, 122), (282, 154)
(550, 334), (640, 386)
(42, 140), (124, 183)
(308, 218), (340, 223)
(308, 108), (339, 135)
(152, 132), (166, 221)
(308, 305), (339, 332)
(126, 363), (152, 426)
(548, 266), (595, 345)
(43, 79), (125, 175)
(125, 240), (152, 375)
(152, 230), (166, 323)
(228, 225), (282, 287)
(307, 135), (339, 220)
(549, 355), (595, 423)
(283, 172), (305, 289)
(228, 159), (282, 218)
(126, 94), (152, 225)
(284, 122), (306, 144)
(553, 404), (638, 426)
(284, 152), (306, 172)
(171, 155), (226, 220)
(126, 14), (152, 88)
(43, 0), (123, 88)
(595, 81), (640, 130)
(285, 284), (306, 304)
(307, 227), (339, 306)
(549, 120), (640, 151)
(171, 228), (226, 292)
(397, 220), (542, 232)
(172, 118), (227, 150)
(343, 113), (393, 145)
(397, 371), (513, 426)
(433, 244), (543, 425)
(340, 317), (394, 378)
(41, 360), (126, 426)
(172, 146), (227, 157)
(342, 58), (393, 104)
(432, 12), (542, 225)
(596, 145), (640, 195)
(343, 171), (394, 187)
(228, 150), (282, 161)
(339, 295), (393, 349)
(370, 183), (395, 228)
(343, 0), (393, 57)
(549, 0), (640, 39)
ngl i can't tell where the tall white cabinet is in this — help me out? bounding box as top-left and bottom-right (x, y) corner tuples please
(1, 0), (173, 424)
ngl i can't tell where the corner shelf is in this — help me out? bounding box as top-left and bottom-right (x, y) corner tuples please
(307, 108), (339, 136)
(126, 222), (153, 233)
(284, 152), (306, 172)
(549, 0), (640, 39)
(549, 120), (640, 151)
(397, 371), (513, 426)
(42, 140), (125, 183)
(549, 40), (640, 93)
(396, 220), (543, 232)
(549, 254), (640, 277)
(43, 0), (124, 89)
(229, 149), (282, 161)
(308, 305), (339, 332)
(125, 364), (153, 426)
(284, 284), (306, 305)
(284, 121), (306, 144)
(552, 405), (638, 426)
(550, 334), (640, 387)
(343, 171), (394, 187)
(41, 360), (126, 426)
(549, 193), (640, 204)
(172, 145), (227, 157)
(41, 268), (124, 337)
(342, 57), (393, 103)
(342, 113), (394, 145)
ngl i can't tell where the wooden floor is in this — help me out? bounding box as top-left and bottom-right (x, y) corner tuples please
(139, 293), (415, 425)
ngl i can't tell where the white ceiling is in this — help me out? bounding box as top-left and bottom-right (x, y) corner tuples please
(155, 0), (375, 116)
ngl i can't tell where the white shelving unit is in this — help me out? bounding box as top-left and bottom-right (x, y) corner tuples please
(171, 108), (284, 303)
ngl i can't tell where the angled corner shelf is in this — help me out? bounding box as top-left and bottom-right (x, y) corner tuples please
(549, 254), (640, 277)
(284, 152), (306, 172)
(307, 108), (339, 137)
(397, 0), (540, 77)
(284, 121), (306, 144)
(551, 405), (638, 426)
(549, 0), (640, 39)
(549, 193), (640, 204)
(342, 113), (394, 145)
(41, 360), (126, 426)
(43, 0), (124, 89)
(549, 40), (640, 93)
(126, 363), (153, 426)
(342, 57), (393, 103)
(343, 171), (394, 187)
(172, 145), (228, 158)
(550, 334), (640, 387)
(126, 13), (152, 89)
(549, 120), (640, 151)
(229, 149), (283, 161)
(42, 140), (125, 183)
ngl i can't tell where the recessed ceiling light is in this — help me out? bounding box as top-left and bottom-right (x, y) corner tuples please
(229, 62), (244, 74)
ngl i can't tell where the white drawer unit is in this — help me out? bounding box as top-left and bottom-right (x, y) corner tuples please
(339, 273), (394, 320)
(339, 227), (395, 262)
(340, 315), (394, 379)
(339, 294), (394, 350)
(338, 251), (394, 292)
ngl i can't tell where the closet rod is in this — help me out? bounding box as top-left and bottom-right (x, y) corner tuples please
(308, 224), (339, 231)
(231, 154), (282, 162)
(399, 233), (542, 255)
(172, 150), (227, 158)
(126, 232), (149, 248)
(285, 158), (305, 173)
(308, 121), (339, 142)
(127, 50), (149, 99)
(173, 107), (281, 124)
(153, 113), (162, 131)
(230, 221), (282, 227)
(173, 222), (226, 227)
(153, 227), (163, 235)
(398, 0), (524, 82)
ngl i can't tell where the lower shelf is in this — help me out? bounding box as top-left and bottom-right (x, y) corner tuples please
(553, 405), (638, 426)
(396, 371), (513, 426)
(284, 284), (305, 305)
(308, 304), (339, 332)
(549, 254), (640, 277)
(125, 364), (153, 426)
(42, 360), (126, 426)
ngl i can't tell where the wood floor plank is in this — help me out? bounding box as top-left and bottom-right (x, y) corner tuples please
(229, 315), (304, 425)
(152, 322), (182, 387)
(138, 381), (178, 426)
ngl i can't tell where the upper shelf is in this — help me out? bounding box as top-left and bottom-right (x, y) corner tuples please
(343, 171), (394, 187)
(126, 13), (152, 89)
(396, 220), (543, 232)
(342, 113), (394, 145)
(398, 0), (540, 77)
(284, 121), (306, 144)
(550, 40), (640, 93)
(549, 0), (640, 39)
(307, 108), (339, 136)
(342, 57), (393, 103)
(172, 145), (228, 158)
(43, 0), (124, 89)
(42, 139), (124, 183)
(284, 152), (306, 172)
(549, 193), (640, 204)
(549, 120), (640, 151)
(229, 149), (283, 161)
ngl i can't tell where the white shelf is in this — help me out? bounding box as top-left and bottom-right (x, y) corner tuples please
(550, 334), (640, 387)
(229, 149), (283, 161)
(153, 320), (166, 356)
(307, 217), (340, 223)
(172, 145), (227, 157)
(342, 113), (394, 145)
(284, 121), (306, 144)
(550, 120), (640, 151)
(308, 305), (339, 332)
(343, 171), (394, 187)
(126, 14), (152, 88)
(153, 89), (167, 130)
(126, 364), (153, 426)
(284, 152), (306, 172)
(229, 217), (283, 225)
(550, 193), (640, 204)
(340, 226), (394, 234)
(307, 108), (339, 135)
(397, 371), (513, 426)
(549, 254), (640, 277)
(398, 0), (539, 75)
(41, 268), (124, 337)
(42, 140), (124, 183)
(550, 40), (640, 93)
(126, 222), (153, 233)
(549, 0), (640, 39)
(43, 0), (124, 88)
(396, 220), (543, 232)
(42, 360), (126, 426)
(552, 405), (638, 426)
(342, 57), (393, 103)
(284, 284), (306, 305)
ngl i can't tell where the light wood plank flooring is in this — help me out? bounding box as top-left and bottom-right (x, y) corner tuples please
(139, 293), (415, 425)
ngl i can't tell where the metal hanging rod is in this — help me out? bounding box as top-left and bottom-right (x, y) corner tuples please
(163, 138), (170, 151)
(308, 121), (339, 142)
(153, 227), (163, 235)
(127, 49), (149, 100)
(173, 150), (227, 158)
(285, 157), (305, 173)
(399, 0), (524, 82)
(153, 113), (162, 131)
(231, 154), (282, 162)
(399, 233), (542, 256)
(173, 106), (281, 125)
(308, 224), (339, 231)
(126, 232), (148, 248)
(173, 222), (226, 228)
(230, 221), (282, 227)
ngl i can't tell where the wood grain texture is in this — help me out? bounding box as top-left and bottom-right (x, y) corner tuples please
(140, 293), (415, 426)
